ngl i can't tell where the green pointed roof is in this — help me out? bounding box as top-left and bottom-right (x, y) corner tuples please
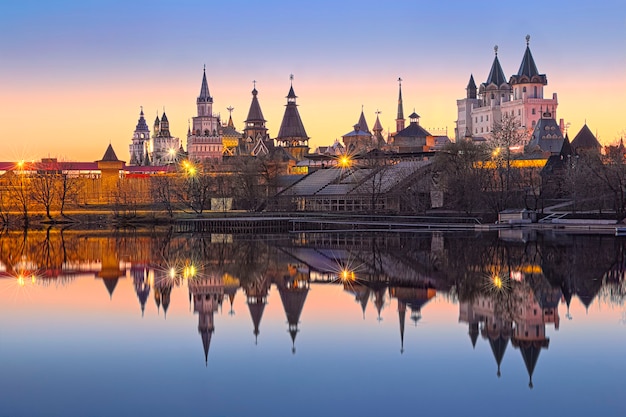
(484, 48), (508, 87)
(517, 45), (540, 78)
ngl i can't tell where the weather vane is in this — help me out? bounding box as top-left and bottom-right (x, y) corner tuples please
(227, 106), (234, 116)
(526, 34), (530, 46)
(494, 45), (498, 55)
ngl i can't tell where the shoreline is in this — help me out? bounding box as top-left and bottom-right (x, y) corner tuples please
(1, 210), (623, 235)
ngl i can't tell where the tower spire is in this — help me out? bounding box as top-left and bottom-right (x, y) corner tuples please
(396, 77), (405, 132)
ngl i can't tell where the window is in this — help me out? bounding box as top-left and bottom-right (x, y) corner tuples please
(480, 116), (483, 122)
(481, 127), (484, 133)
(518, 109), (521, 116)
(486, 115), (489, 121)
(532, 108), (536, 115)
(532, 120), (536, 127)
(523, 87), (527, 93)
(491, 93), (494, 99)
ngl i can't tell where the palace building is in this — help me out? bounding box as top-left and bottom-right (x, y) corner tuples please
(129, 107), (180, 166)
(456, 36), (559, 143)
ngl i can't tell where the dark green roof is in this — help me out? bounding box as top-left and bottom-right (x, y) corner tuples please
(485, 54), (508, 87)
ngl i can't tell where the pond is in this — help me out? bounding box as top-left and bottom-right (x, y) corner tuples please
(0, 229), (624, 417)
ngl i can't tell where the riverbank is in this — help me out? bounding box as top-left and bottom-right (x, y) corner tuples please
(2, 208), (624, 235)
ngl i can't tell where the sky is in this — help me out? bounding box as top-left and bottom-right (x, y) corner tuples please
(1, 0), (625, 162)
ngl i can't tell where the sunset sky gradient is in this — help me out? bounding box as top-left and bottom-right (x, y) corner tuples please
(1, 0), (624, 161)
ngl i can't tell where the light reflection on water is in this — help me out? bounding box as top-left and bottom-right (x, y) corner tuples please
(0, 230), (625, 417)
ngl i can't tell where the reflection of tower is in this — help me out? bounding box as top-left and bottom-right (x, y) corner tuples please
(131, 265), (151, 316)
(223, 273), (240, 316)
(482, 316), (513, 378)
(343, 282), (370, 319)
(189, 272), (224, 365)
(398, 300), (406, 354)
(512, 285), (551, 389)
(277, 264), (310, 354)
(460, 294), (513, 378)
(244, 274), (271, 344)
(390, 285), (436, 352)
(372, 284), (386, 322)
(153, 271), (173, 318)
(96, 238), (124, 300)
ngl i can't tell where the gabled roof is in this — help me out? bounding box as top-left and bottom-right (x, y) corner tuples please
(571, 124), (601, 152)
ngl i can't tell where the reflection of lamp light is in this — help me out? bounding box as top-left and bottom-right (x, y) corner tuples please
(340, 269), (355, 282)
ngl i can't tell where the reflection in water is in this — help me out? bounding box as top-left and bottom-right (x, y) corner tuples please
(1, 229), (625, 391)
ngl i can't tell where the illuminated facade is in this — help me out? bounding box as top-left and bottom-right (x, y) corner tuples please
(456, 36), (559, 142)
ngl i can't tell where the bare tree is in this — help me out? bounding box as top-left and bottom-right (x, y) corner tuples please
(151, 175), (177, 218)
(486, 113), (527, 212)
(6, 170), (32, 227)
(58, 172), (81, 218)
(433, 140), (489, 214)
(31, 163), (59, 220)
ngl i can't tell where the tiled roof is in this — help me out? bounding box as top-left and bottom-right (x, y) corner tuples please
(485, 54), (508, 87)
(277, 86), (308, 140)
(245, 88), (266, 122)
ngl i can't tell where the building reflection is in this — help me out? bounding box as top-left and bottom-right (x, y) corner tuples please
(0, 229), (625, 383)
(188, 268), (224, 365)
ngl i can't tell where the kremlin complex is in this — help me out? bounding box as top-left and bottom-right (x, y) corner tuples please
(0, 36), (612, 214)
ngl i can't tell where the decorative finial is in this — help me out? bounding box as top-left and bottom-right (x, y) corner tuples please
(361, 104), (364, 112)
(227, 106), (234, 116)
(203, 64), (206, 72)
(289, 73), (294, 83)
(526, 34), (530, 46)
(494, 45), (498, 56)
(398, 77), (402, 85)
(140, 105), (143, 112)
(253, 80), (256, 89)
(375, 109), (381, 116)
